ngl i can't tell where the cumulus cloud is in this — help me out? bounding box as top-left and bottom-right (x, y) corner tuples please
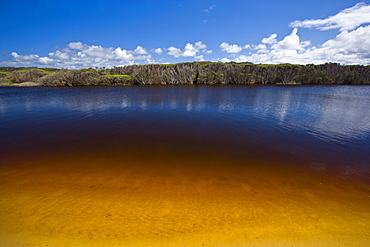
(49, 50), (70, 60)
(308, 25), (370, 64)
(114, 47), (133, 60)
(183, 43), (199, 57)
(68, 42), (84, 50)
(227, 25), (370, 65)
(220, 57), (231, 63)
(220, 3), (370, 65)
(152, 48), (163, 54)
(271, 28), (310, 51)
(133, 46), (147, 55)
(167, 47), (182, 57)
(10, 52), (56, 66)
(262, 34), (277, 44)
(3, 3), (370, 68)
(220, 42), (243, 53)
(5, 42), (153, 68)
(194, 55), (204, 61)
(290, 2), (370, 31)
(253, 44), (268, 53)
(11, 52), (37, 60)
(146, 58), (156, 64)
(167, 41), (210, 58)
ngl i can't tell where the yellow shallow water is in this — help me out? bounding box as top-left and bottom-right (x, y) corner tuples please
(1, 148), (369, 247)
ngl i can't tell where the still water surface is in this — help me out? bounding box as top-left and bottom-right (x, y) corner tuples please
(1, 85), (369, 182)
(0, 85), (370, 246)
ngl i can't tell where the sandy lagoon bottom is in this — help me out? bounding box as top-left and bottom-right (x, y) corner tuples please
(0, 145), (369, 247)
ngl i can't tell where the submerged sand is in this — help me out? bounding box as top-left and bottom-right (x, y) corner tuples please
(0, 148), (369, 246)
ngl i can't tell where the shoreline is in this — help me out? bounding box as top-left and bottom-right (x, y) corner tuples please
(2, 82), (370, 87)
(0, 81), (41, 87)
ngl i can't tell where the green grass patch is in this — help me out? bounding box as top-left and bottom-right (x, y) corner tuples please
(11, 68), (54, 74)
(158, 63), (176, 66)
(256, 63), (302, 67)
(103, 74), (132, 79)
(0, 78), (12, 84)
(36, 69), (54, 74)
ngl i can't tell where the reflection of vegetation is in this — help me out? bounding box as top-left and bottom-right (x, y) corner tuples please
(1, 62), (369, 86)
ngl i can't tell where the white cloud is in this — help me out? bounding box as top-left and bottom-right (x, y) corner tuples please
(220, 57), (231, 63)
(219, 3), (370, 65)
(271, 28), (309, 51)
(3, 3), (370, 68)
(80, 45), (107, 57)
(152, 48), (163, 54)
(49, 51), (70, 60)
(146, 58), (156, 64)
(194, 55), (204, 61)
(290, 2), (370, 31)
(253, 44), (268, 53)
(229, 29), (315, 64)
(167, 46), (182, 57)
(220, 42), (243, 53)
(11, 52), (37, 60)
(183, 43), (198, 57)
(167, 41), (210, 58)
(234, 55), (249, 62)
(307, 25), (370, 64)
(262, 34), (277, 44)
(39, 57), (54, 64)
(5, 42), (151, 68)
(229, 25), (370, 65)
(68, 42), (84, 50)
(114, 47), (134, 60)
(133, 55), (152, 60)
(195, 41), (206, 50)
(133, 46), (147, 55)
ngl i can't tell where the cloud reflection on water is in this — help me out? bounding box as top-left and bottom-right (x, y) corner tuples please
(252, 86), (370, 141)
(1, 86), (369, 142)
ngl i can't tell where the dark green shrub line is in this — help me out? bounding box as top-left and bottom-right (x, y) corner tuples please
(1, 62), (369, 86)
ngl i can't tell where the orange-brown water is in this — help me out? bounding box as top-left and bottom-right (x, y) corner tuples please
(1, 86), (370, 246)
(1, 148), (369, 247)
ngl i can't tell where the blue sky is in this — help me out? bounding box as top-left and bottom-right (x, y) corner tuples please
(1, 0), (369, 68)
